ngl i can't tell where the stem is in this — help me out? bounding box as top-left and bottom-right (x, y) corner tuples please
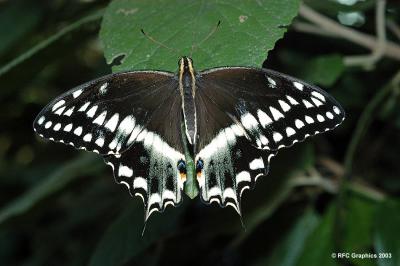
(0, 8), (104, 77)
(294, 3), (400, 62)
(344, 0), (387, 67)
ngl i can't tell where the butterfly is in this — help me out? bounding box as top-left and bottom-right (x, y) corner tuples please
(33, 56), (345, 220)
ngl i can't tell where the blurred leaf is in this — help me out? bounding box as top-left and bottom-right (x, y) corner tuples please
(343, 193), (378, 266)
(343, 194), (376, 249)
(0, 8), (104, 77)
(230, 143), (315, 247)
(89, 202), (185, 266)
(276, 51), (344, 88)
(374, 199), (400, 266)
(261, 209), (320, 266)
(296, 205), (337, 266)
(298, 54), (344, 87)
(0, 154), (102, 225)
(100, 0), (300, 72)
(0, 1), (42, 55)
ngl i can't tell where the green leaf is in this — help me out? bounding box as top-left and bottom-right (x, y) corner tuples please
(296, 205), (337, 266)
(342, 193), (378, 266)
(261, 209), (320, 266)
(342, 194), (377, 255)
(298, 54), (344, 87)
(100, 0), (300, 72)
(89, 203), (185, 266)
(374, 199), (400, 266)
(0, 154), (103, 225)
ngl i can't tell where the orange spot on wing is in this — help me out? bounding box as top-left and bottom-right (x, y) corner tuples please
(180, 173), (187, 181)
(196, 170), (202, 177)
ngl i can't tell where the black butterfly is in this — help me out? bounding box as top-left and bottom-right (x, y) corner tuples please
(33, 57), (345, 220)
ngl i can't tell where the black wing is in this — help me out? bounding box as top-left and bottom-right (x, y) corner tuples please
(33, 71), (185, 220)
(194, 67), (345, 213)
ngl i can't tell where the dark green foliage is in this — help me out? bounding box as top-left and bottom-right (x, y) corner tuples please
(0, 0), (399, 265)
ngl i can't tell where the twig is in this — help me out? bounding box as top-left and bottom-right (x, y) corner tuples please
(293, 21), (338, 37)
(344, 69), (400, 174)
(290, 168), (386, 202)
(294, 3), (400, 62)
(0, 8), (104, 77)
(387, 19), (400, 41)
(344, 0), (387, 68)
(318, 157), (344, 177)
(290, 174), (338, 194)
(347, 180), (386, 202)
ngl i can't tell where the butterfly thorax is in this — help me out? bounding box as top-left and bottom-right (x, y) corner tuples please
(178, 56), (197, 145)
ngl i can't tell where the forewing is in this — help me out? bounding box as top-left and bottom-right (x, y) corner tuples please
(33, 71), (182, 155)
(33, 71), (186, 220)
(195, 67), (345, 213)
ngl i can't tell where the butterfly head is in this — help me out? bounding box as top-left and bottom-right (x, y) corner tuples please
(178, 56), (194, 74)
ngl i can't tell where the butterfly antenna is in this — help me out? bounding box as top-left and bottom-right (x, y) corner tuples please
(140, 29), (176, 52)
(191, 20), (221, 56)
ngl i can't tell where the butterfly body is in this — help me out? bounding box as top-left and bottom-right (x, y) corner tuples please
(34, 57), (345, 220)
(179, 57), (198, 146)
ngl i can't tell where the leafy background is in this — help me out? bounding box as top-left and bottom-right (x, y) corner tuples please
(0, 0), (399, 265)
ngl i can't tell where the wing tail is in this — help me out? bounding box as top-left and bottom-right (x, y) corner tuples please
(104, 134), (185, 221)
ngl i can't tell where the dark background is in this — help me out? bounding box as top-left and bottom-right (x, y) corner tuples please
(0, 0), (399, 265)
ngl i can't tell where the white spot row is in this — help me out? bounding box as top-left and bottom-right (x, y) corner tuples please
(87, 105), (98, 118)
(109, 115), (135, 151)
(241, 113), (259, 130)
(93, 111), (107, 125)
(303, 99), (314, 109)
(74, 126), (83, 136)
(286, 95), (299, 105)
(105, 113), (119, 132)
(64, 106), (74, 116)
(83, 133), (92, 142)
(249, 158), (264, 170)
(99, 82), (108, 95)
(311, 91), (326, 102)
(37, 116), (45, 125)
(257, 110), (273, 128)
(55, 106), (65, 115)
(73, 89), (83, 98)
(270, 106), (284, 121)
(293, 81), (304, 91)
(78, 102), (90, 112)
(267, 77), (276, 88)
(311, 97), (323, 107)
(333, 106), (341, 115)
(52, 100), (65, 112)
(278, 100), (291, 112)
